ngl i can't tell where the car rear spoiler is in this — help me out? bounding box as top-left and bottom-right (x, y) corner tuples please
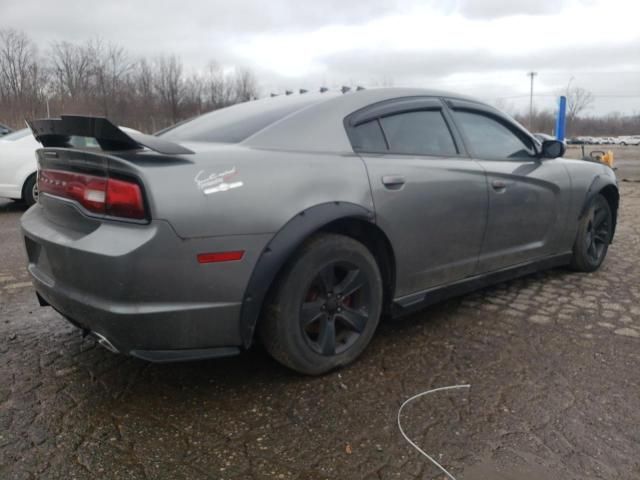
(26, 115), (193, 155)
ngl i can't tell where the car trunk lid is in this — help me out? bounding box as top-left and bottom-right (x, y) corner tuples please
(28, 115), (194, 231)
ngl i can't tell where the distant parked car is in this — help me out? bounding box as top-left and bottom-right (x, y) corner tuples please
(0, 126), (140, 206)
(619, 136), (640, 146)
(0, 123), (12, 137)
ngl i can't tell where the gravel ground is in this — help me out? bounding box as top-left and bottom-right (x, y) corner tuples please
(1, 163), (640, 479)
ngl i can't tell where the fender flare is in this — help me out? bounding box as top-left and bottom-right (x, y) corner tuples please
(579, 174), (619, 239)
(239, 201), (375, 347)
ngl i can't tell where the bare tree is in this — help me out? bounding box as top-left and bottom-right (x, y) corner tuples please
(154, 54), (184, 124)
(49, 40), (93, 101)
(0, 29), (45, 123)
(0, 29), (33, 98)
(566, 85), (594, 120)
(204, 61), (237, 109)
(89, 39), (133, 117)
(183, 73), (205, 115)
(234, 68), (258, 103)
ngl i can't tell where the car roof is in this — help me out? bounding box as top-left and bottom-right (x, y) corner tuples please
(243, 87), (486, 153)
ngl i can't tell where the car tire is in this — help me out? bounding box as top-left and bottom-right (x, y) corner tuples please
(22, 174), (38, 207)
(570, 193), (612, 272)
(260, 233), (383, 375)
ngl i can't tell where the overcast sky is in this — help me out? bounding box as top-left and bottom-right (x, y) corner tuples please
(3, 0), (640, 115)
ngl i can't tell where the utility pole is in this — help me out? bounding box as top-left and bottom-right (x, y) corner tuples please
(528, 71), (537, 130)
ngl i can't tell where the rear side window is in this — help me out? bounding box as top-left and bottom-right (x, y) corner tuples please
(380, 111), (457, 156)
(454, 111), (535, 159)
(160, 96), (323, 144)
(350, 120), (387, 152)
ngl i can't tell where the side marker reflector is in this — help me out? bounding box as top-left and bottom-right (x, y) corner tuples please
(197, 251), (245, 264)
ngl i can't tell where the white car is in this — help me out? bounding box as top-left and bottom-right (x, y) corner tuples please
(0, 126), (140, 205)
(619, 136), (640, 146)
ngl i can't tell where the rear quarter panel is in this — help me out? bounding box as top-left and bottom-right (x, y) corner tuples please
(132, 144), (375, 239)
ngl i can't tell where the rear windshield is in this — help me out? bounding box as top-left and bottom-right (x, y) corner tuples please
(159, 96), (323, 144)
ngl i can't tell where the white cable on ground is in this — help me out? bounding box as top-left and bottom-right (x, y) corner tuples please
(397, 384), (471, 480)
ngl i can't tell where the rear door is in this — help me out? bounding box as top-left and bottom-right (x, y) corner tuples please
(347, 97), (488, 297)
(446, 99), (571, 272)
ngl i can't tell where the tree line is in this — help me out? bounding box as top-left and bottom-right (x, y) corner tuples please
(498, 85), (640, 137)
(513, 109), (640, 137)
(1, 28), (639, 136)
(0, 29), (258, 133)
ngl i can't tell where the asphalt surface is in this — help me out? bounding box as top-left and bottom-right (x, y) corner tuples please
(2, 159), (640, 480)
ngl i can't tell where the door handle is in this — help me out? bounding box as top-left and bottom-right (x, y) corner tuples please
(491, 179), (507, 191)
(382, 175), (406, 189)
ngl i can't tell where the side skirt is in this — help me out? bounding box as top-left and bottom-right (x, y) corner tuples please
(391, 253), (572, 317)
(130, 347), (241, 363)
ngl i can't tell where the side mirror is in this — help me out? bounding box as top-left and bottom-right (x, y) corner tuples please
(540, 139), (566, 159)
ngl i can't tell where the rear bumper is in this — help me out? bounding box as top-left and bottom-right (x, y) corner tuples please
(21, 204), (271, 357)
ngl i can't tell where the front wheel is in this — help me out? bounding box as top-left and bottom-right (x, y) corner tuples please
(570, 193), (612, 272)
(260, 233), (383, 375)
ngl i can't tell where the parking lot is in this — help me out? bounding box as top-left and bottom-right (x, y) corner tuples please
(2, 153), (640, 480)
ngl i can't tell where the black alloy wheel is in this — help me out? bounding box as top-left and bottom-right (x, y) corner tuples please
(570, 193), (613, 272)
(300, 262), (372, 356)
(260, 233), (383, 375)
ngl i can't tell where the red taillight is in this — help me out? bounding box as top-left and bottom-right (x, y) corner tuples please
(197, 251), (245, 264)
(38, 169), (146, 220)
(106, 178), (146, 219)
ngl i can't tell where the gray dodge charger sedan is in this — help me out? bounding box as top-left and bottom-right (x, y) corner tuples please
(21, 88), (618, 374)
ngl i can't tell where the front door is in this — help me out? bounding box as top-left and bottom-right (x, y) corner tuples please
(448, 102), (571, 272)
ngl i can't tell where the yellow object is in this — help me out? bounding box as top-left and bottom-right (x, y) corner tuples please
(601, 151), (614, 167)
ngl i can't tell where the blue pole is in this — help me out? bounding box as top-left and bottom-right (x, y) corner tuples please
(556, 96), (567, 141)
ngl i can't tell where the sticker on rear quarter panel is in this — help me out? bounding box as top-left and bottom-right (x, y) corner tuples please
(195, 167), (244, 195)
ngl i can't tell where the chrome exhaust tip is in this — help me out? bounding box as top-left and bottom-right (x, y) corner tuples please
(92, 332), (119, 354)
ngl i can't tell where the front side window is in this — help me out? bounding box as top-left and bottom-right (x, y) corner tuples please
(379, 110), (457, 156)
(454, 111), (535, 159)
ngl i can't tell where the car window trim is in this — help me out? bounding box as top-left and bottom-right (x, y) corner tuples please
(345, 96), (465, 158)
(348, 97), (443, 127)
